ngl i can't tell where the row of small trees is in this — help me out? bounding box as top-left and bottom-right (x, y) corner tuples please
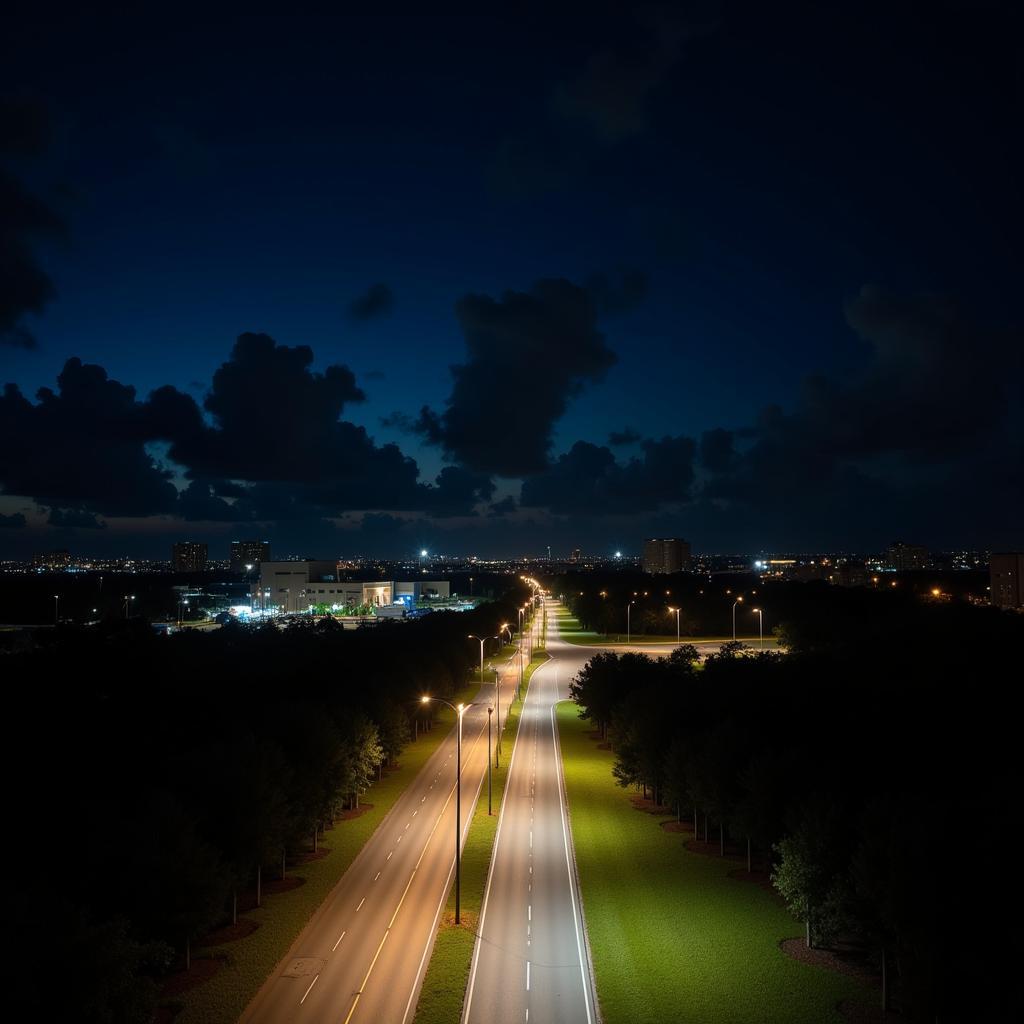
(570, 599), (1021, 1021)
(11, 589), (526, 1022)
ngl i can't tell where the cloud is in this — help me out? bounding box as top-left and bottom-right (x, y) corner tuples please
(0, 358), (180, 517)
(585, 268), (648, 316)
(47, 507), (106, 529)
(0, 511), (26, 529)
(1, 98), (66, 348)
(176, 479), (239, 522)
(348, 282), (394, 322)
(488, 495), (518, 518)
(521, 434), (696, 515)
(697, 288), (1024, 542)
(608, 427), (641, 446)
(417, 278), (617, 476)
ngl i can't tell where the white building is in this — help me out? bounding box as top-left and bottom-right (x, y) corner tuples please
(253, 561), (450, 614)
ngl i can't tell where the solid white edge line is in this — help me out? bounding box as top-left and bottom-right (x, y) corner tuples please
(552, 697), (595, 1024)
(461, 654), (542, 1023)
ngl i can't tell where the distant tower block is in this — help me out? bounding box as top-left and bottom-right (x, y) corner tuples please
(642, 538), (691, 574)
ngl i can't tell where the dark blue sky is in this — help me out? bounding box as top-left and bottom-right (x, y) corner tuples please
(2, 7), (1021, 558)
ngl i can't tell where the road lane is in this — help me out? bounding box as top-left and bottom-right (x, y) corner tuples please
(465, 599), (598, 1024)
(239, 654), (521, 1024)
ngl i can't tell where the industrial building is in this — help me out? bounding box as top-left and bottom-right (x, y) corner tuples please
(990, 552), (1024, 609)
(253, 560), (451, 614)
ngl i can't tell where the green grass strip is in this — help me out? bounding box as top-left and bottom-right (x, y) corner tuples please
(555, 701), (871, 1024)
(172, 681), (478, 1024)
(412, 652), (550, 1024)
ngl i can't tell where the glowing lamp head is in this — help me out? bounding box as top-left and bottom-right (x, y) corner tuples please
(420, 549), (428, 557)
(421, 696), (430, 704)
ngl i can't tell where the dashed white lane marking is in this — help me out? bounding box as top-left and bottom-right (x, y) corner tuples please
(374, 871), (381, 881)
(387, 850), (393, 861)
(421, 796), (426, 803)
(530, 830), (533, 849)
(301, 973), (319, 1004)
(528, 904), (531, 921)
(332, 929), (346, 951)
(405, 822), (410, 830)
(413, 810), (417, 817)
(526, 961), (531, 991)
(397, 834), (403, 843)
(356, 897), (365, 911)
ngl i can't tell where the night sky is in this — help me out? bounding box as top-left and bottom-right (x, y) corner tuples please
(2, 7), (1022, 558)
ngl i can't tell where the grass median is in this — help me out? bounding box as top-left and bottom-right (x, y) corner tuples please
(412, 651), (550, 1024)
(555, 701), (871, 1024)
(172, 681), (478, 1024)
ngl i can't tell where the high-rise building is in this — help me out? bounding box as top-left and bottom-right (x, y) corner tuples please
(643, 538), (691, 574)
(230, 540), (270, 574)
(570, 548), (582, 562)
(172, 541), (208, 573)
(990, 552), (1024, 609)
(885, 542), (930, 571)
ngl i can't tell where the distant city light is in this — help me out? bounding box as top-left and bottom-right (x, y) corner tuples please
(420, 549), (428, 557)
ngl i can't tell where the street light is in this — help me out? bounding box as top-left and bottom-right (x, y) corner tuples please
(627, 599), (636, 644)
(487, 706), (493, 814)
(751, 607), (764, 649)
(124, 594), (135, 619)
(668, 606), (680, 643)
(53, 594), (59, 626)
(493, 667), (502, 765)
(517, 606), (526, 699)
(421, 696), (466, 923)
(732, 595), (744, 640)
(467, 633), (498, 684)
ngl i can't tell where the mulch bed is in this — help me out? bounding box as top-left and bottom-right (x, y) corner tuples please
(294, 847), (331, 864)
(160, 955), (225, 998)
(629, 795), (672, 814)
(684, 837), (745, 860)
(780, 938), (875, 983)
(727, 866), (775, 893)
(337, 802), (374, 821)
(200, 918), (260, 946)
(262, 876), (305, 896)
(660, 820), (690, 833)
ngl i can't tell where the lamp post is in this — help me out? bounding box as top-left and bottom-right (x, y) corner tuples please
(494, 668), (502, 765)
(124, 594), (135, 619)
(487, 706), (493, 814)
(468, 633), (498, 684)
(53, 594), (59, 626)
(668, 606), (680, 643)
(752, 607), (764, 649)
(732, 596), (744, 640)
(627, 600), (636, 644)
(420, 696), (466, 922)
(517, 606), (526, 699)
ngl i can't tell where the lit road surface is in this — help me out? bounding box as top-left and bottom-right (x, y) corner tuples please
(239, 658), (520, 1024)
(464, 599), (599, 1024)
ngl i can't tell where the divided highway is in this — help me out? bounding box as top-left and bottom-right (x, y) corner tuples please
(239, 653), (520, 1024)
(464, 600), (598, 1024)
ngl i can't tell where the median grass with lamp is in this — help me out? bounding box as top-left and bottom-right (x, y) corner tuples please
(555, 607), (760, 646)
(172, 682), (478, 1024)
(555, 701), (871, 1024)
(412, 650), (550, 1024)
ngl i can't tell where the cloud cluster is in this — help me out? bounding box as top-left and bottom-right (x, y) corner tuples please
(348, 282), (394, 322)
(521, 435), (696, 515)
(1, 98), (65, 349)
(417, 278), (617, 476)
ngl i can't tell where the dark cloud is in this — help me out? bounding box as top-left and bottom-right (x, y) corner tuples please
(424, 466), (495, 518)
(521, 435), (696, 515)
(1, 98), (66, 348)
(47, 507), (106, 529)
(348, 282), (394, 322)
(490, 11), (700, 195)
(550, 12), (689, 143)
(488, 495), (518, 518)
(0, 511), (26, 529)
(417, 278), (617, 476)
(698, 288), (1024, 542)
(608, 427), (641, 446)
(585, 268), (648, 316)
(0, 358), (180, 517)
(176, 480), (239, 522)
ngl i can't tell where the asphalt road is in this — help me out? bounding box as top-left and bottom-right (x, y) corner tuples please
(239, 654), (521, 1024)
(464, 600), (598, 1024)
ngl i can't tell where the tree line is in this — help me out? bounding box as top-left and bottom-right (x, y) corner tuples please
(8, 587), (526, 1022)
(569, 596), (1020, 1021)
